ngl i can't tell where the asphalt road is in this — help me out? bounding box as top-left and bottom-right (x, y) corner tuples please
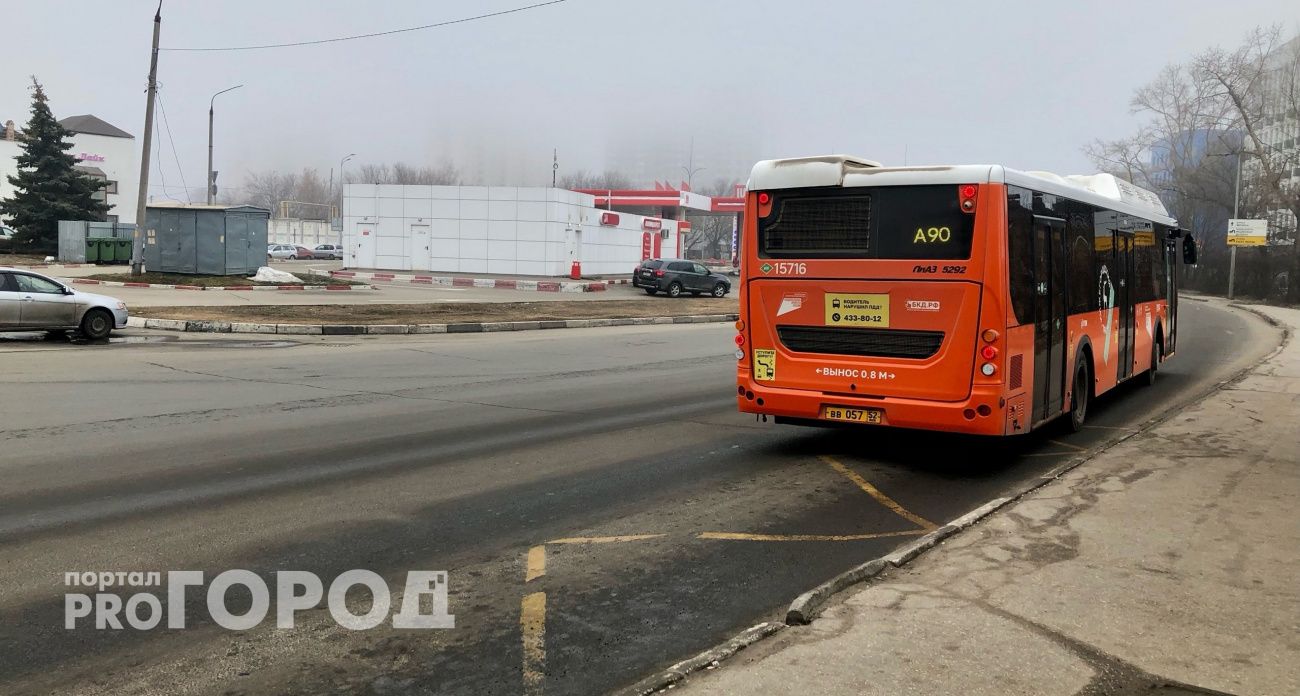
(0, 298), (1278, 696)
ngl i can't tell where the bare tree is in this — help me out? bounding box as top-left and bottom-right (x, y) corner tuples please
(238, 168), (337, 219)
(558, 170), (631, 190)
(1085, 27), (1300, 300)
(347, 162), (461, 186)
(1193, 28), (1300, 301)
(241, 170), (298, 217)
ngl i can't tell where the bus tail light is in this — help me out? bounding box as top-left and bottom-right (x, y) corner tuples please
(980, 363), (997, 376)
(757, 191), (774, 217)
(959, 184), (978, 214)
(735, 320), (745, 331)
(981, 345), (998, 360)
(981, 329), (999, 343)
(734, 334), (745, 346)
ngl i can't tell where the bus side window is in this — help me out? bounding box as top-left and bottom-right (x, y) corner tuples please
(1133, 225), (1158, 304)
(1064, 201), (1096, 314)
(1007, 186), (1036, 326)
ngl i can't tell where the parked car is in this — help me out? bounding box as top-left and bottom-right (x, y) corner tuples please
(267, 244), (297, 260)
(0, 267), (128, 339)
(632, 258), (731, 297)
(292, 245), (317, 260)
(0, 225), (15, 241)
(313, 244), (343, 260)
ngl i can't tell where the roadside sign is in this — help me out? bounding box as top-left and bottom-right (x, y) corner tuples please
(1227, 219), (1267, 247)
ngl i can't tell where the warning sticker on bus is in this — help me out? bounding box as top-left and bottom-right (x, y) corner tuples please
(825, 293), (889, 327)
(753, 349), (777, 381)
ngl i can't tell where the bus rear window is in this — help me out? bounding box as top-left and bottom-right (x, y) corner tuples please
(758, 185), (975, 260)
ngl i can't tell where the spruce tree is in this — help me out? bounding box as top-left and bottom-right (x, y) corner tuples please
(0, 77), (111, 251)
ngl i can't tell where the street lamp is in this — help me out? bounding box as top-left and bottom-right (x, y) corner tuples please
(338, 153), (356, 227)
(207, 84), (243, 205)
(680, 165), (706, 192)
(1207, 151), (1244, 299)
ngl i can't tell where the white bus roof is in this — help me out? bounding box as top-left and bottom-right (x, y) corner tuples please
(747, 156), (1175, 227)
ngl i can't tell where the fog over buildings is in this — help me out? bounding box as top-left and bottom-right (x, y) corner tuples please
(1, 0), (1297, 201)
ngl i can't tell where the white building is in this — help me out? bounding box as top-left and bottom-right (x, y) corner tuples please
(0, 114), (138, 225)
(343, 185), (680, 276)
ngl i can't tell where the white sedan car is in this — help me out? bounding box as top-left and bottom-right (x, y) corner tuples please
(313, 244), (343, 260)
(267, 244), (298, 260)
(0, 267), (129, 339)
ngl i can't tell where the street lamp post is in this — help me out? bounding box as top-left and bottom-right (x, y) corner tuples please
(207, 85), (243, 205)
(338, 153), (356, 227)
(680, 165), (706, 193)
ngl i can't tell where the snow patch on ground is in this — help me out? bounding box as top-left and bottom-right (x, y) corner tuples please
(251, 267), (301, 283)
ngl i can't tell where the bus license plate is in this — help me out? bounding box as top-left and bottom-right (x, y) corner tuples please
(821, 406), (883, 424)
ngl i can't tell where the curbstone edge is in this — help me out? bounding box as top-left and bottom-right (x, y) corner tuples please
(785, 559), (888, 625)
(614, 621), (787, 696)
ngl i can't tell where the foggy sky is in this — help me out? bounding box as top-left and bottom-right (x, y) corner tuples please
(2, 0), (1297, 201)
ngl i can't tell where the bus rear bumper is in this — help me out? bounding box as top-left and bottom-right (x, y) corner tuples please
(737, 377), (1008, 436)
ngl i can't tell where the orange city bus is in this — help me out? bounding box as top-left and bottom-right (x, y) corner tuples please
(734, 156), (1198, 435)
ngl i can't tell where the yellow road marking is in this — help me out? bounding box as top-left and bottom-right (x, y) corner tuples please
(1048, 439), (1087, 451)
(698, 530), (927, 542)
(820, 456), (937, 531)
(526, 545), (546, 583)
(547, 534), (666, 545)
(521, 592), (546, 694)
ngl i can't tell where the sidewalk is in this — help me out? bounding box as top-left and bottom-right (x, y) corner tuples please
(680, 304), (1300, 696)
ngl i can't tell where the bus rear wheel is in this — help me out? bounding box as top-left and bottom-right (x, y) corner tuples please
(1144, 337), (1161, 387)
(1069, 360), (1090, 432)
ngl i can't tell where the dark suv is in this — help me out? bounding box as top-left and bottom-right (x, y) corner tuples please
(632, 258), (731, 297)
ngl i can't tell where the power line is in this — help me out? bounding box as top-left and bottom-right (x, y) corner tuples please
(156, 93), (191, 203)
(160, 0), (569, 52)
(153, 115), (167, 196)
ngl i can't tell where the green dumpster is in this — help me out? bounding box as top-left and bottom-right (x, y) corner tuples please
(115, 239), (133, 265)
(85, 239), (101, 263)
(95, 238), (115, 263)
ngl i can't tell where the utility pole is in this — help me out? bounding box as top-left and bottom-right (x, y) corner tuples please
(1228, 154), (1242, 300)
(207, 84), (243, 204)
(552, 149), (558, 188)
(131, 2), (161, 276)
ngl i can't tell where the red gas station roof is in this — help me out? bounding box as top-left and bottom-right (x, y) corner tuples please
(576, 184), (744, 214)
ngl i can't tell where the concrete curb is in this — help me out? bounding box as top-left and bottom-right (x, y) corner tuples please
(312, 268), (631, 293)
(72, 279), (378, 292)
(614, 621), (786, 696)
(627, 297), (1290, 695)
(127, 313), (739, 336)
